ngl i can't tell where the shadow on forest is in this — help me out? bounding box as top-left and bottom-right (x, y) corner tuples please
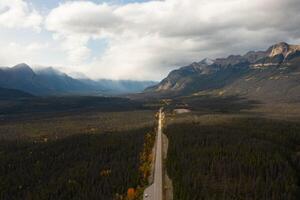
(0, 96), (146, 117)
(169, 95), (261, 114)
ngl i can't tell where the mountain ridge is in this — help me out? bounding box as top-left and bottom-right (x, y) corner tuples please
(144, 42), (300, 102)
(0, 64), (157, 96)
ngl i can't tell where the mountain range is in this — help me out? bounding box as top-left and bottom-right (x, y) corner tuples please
(0, 64), (156, 96)
(2, 42), (300, 102)
(145, 42), (300, 102)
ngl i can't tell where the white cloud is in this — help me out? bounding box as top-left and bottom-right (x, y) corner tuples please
(37, 0), (300, 79)
(0, 39), (66, 68)
(0, 0), (42, 31)
(26, 42), (49, 51)
(46, 2), (122, 35)
(45, 1), (123, 64)
(0, 42), (43, 66)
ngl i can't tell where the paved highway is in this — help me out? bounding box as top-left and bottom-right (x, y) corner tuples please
(143, 108), (163, 200)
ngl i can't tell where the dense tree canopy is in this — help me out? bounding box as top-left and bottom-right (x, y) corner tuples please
(166, 118), (300, 200)
(0, 127), (152, 200)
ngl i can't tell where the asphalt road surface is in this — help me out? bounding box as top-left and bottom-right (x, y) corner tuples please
(143, 108), (163, 200)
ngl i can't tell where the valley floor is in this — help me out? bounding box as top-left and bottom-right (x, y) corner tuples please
(164, 96), (300, 200)
(2, 93), (300, 199)
(0, 97), (156, 200)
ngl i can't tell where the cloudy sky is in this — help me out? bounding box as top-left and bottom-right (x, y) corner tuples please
(1, 0), (300, 80)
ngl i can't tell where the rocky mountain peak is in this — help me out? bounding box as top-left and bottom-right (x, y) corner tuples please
(145, 42), (300, 96)
(268, 42), (300, 58)
(199, 58), (215, 65)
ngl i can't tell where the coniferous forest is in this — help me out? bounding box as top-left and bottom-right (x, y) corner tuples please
(166, 117), (300, 200)
(0, 97), (156, 200)
(0, 127), (154, 200)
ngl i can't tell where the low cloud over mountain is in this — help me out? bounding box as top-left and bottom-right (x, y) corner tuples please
(1, 0), (300, 80)
(0, 63), (156, 96)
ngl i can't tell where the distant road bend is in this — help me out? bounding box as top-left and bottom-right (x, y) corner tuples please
(143, 108), (164, 200)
